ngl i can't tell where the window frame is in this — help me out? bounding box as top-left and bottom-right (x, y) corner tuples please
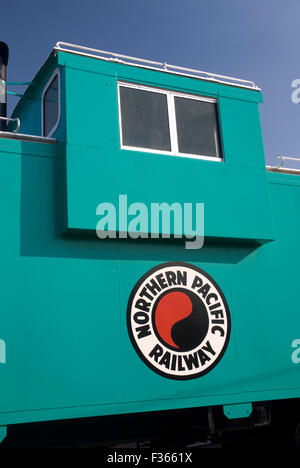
(41, 68), (61, 138)
(118, 81), (223, 162)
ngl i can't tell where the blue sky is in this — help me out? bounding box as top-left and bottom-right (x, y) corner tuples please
(2, 0), (300, 166)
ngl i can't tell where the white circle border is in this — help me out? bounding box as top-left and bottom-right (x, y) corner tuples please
(127, 262), (231, 380)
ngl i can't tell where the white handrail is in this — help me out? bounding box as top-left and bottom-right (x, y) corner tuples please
(0, 116), (20, 133)
(55, 41), (259, 91)
(276, 155), (300, 168)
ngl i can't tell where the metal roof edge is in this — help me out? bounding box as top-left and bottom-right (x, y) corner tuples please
(266, 165), (300, 175)
(54, 41), (261, 92)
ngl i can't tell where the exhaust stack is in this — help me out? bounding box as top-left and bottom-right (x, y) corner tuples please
(0, 42), (9, 131)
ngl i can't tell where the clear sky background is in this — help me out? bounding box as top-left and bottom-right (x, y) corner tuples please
(2, 0), (300, 167)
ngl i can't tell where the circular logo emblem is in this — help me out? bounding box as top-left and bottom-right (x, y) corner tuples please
(127, 262), (230, 380)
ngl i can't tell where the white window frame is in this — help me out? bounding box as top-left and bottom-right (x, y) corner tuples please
(41, 68), (61, 138)
(118, 81), (223, 162)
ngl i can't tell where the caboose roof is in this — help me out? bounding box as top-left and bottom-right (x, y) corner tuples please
(54, 41), (261, 92)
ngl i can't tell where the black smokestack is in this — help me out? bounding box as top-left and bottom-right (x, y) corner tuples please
(0, 42), (9, 131)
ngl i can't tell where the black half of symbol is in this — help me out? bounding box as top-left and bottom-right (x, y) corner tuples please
(153, 288), (210, 353)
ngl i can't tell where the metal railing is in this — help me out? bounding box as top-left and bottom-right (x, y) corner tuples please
(0, 116), (20, 133)
(276, 155), (300, 168)
(55, 41), (259, 91)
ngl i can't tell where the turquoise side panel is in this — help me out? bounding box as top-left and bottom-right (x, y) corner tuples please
(65, 144), (272, 240)
(0, 140), (123, 418)
(0, 134), (299, 425)
(60, 52), (273, 242)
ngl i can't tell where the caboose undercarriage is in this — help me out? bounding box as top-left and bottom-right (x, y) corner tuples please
(1, 399), (300, 448)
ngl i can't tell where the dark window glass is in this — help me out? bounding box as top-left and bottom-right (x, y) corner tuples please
(43, 75), (59, 136)
(175, 97), (222, 158)
(120, 86), (171, 152)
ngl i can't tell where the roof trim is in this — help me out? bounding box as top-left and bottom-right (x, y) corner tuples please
(55, 41), (261, 92)
(0, 131), (56, 144)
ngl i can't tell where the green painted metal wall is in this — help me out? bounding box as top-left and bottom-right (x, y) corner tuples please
(0, 50), (299, 427)
(59, 51), (273, 242)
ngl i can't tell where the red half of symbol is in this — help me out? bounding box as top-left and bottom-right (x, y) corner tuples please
(153, 289), (209, 352)
(154, 291), (192, 349)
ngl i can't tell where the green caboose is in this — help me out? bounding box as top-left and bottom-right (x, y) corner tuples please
(0, 41), (299, 447)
